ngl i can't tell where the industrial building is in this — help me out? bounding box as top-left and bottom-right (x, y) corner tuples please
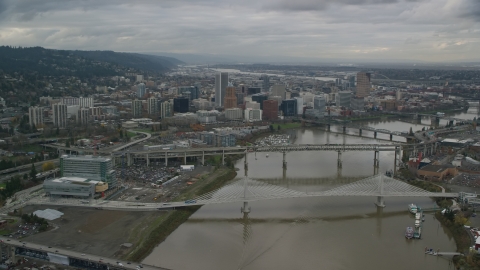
(174, 97), (189, 113)
(60, 155), (117, 188)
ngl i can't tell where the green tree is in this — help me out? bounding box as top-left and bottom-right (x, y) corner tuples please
(66, 140), (70, 148)
(56, 127), (59, 135)
(30, 163), (37, 182)
(277, 125), (281, 131)
(269, 125), (274, 132)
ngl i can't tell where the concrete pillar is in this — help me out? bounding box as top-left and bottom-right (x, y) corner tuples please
(241, 201), (250, 213)
(394, 147), (397, 174)
(146, 154), (150, 167)
(424, 144), (427, 156)
(327, 124), (330, 132)
(184, 152), (187, 165)
(376, 175), (385, 207)
(342, 126), (346, 134)
(374, 131), (377, 139)
(127, 153), (132, 166)
(222, 149), (225, 166)
(202, 151), (205, 166)
(374, 151), (379, 174)
(337, 151), (342, 168)
(111, 154), (116, 166)
(389, 134), (393, 141)
(165, 152), (168, 167)
(376, 196), (386, 208)
(359, 129), (362, 136)
(282, 151), (287, 169)
(431, 144), (434, 155)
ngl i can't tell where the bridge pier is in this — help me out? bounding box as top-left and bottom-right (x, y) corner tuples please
(375, 175), (386, 207)
(146, 154), (150, 166)
(165, 152), (168, 167)
(359, 129), (362, 137)
(327, 124), (330, 132)
(184, 152), (187, 165)
(241, 201), (250, 213)
(282, 151), (287, 170)
(390, 134), (393, 141)
(222, 150), (225, 166)
(342, 126), (346, 134)
(376, 196), (386, 208)
(373, 151), (380, 174)
(202, 151), (205, 166)
(127, 153), (132, 166)
(337, 151), (342, 168)
(374, 131), (377, 139)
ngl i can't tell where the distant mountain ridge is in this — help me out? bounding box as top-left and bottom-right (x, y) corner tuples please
(0, 46), (184, 77)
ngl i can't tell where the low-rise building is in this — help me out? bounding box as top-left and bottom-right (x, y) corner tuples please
(43, 177), (108, 198)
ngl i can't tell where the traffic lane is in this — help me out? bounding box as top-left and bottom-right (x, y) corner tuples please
(0, 237), (152, 270)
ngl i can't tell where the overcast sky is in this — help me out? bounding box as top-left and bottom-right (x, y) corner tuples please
(0, 0), (479, 63)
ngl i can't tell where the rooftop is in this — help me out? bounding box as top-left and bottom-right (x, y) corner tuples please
(61, 155), (111, 162)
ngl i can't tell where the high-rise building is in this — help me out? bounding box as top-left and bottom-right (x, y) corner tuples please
(137, 83), (147, 98)
(224, 83), (237, 109)
(294, 97), (304, 115)
(28, 106), (44, 128)
(148, 97), (159, 116)
(262, 100), (278, 120)
(271, 85), (286, 100)
(173, 97), (189, 113)
(261, 74), (270, 92)
(77, 108), (90, 125)
(160, 100), (173, 119)
(214, 72), (228, 107)
(252, 94), (268, 110)
(61, 97), (79, 106)
(79, 97), (94, 108)
(132, 99), (143, 118)
(60, 155), (117, 188)
(236, 93), (244, 105)
(313, 96), (326, 118)
(336, 91), (352, 108)
(52, 103), (67, 128)
(356, 72), (371, 98)
(280, 99), (297, 117)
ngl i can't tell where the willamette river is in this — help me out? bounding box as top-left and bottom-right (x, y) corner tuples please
(143, 110), (479, 270)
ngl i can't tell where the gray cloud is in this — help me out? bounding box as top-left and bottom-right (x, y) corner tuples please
(261, 0), (423, 11)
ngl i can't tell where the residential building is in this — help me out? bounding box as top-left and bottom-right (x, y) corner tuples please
(137, 83), (147, 98)
(60, 155), (117, 188)
(52, 103), (67, 128)
(136, 74), (144, 82)
(356, 72), (371, 98)
(215, 72), (228, 107)
(77, 108), (90, 125)
(28, 106), (44, 128)
(148, 97), (159, 116)
(263, 100), (278, 120)
(132, 99), (143, 118)
(160, 100), (173, 119)
(350, 97), (365, 111)
(61, 97), (79, 106)
(215, 133), (236, 147)
(79, 97), (93, 108)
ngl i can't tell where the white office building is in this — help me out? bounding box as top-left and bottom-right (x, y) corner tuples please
(225, 108), (243, 120)
(245, 108), (262, 122)
(79, 97), (94, 108)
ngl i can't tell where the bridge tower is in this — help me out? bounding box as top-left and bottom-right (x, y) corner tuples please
(375, 175), (386, 208)
(373, 151), (380, 175)
(241, 151), (250, 214)
(337, 151), (342, 168)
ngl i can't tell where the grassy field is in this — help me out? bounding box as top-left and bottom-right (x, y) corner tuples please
(14, 144), (43, 152)
(132, 128), (153, 134)
(272, 122), (302, 130)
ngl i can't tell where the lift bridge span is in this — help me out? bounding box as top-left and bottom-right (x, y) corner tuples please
(29, 174), (457, 211)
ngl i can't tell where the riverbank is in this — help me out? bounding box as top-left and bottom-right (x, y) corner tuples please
(124, 167), (237, 262)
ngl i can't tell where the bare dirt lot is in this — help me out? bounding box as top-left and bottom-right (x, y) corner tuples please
(21, 205), (166, 259)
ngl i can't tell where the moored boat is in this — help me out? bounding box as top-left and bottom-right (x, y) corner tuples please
(405, 226), (414, 239)
(409, 204), (418, 214)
